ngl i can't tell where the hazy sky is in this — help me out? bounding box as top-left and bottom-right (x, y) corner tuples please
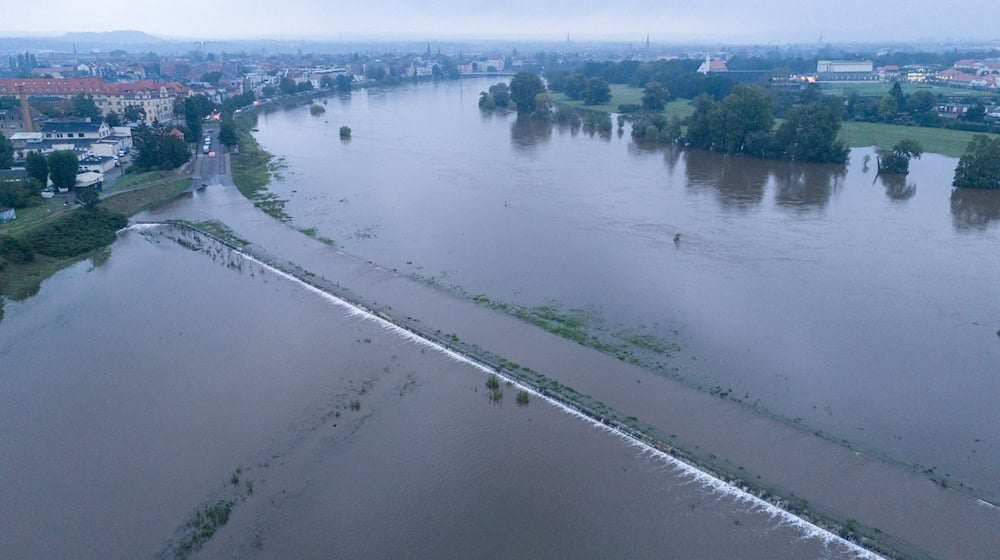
(4, 0), (999, 43)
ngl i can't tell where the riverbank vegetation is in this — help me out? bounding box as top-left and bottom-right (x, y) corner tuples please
(0, 204), (127, 301)
(231, 113), (290, 222)
(24, 207), (127, 258)
(478, 82), (513, 110)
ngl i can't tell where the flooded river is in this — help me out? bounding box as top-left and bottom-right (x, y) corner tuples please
(3, 78), (999, 559)
(251, 79), (1000, 500)
(0, 227), (868, 559)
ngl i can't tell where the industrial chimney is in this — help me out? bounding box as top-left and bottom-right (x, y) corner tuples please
(17, 84), (33, 133)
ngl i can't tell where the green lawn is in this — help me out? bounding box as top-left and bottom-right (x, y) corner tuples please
(838, 121), (996, 157)
(0, 197), (71, 237)
(105, 169), (172, 194)
(552, 84), (694, 119)
(820, 82), (993, 98)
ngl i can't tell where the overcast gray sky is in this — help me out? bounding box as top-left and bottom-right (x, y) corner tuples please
(3, 0), (998, 43)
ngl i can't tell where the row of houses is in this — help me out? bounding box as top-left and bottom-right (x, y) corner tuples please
(0, 77), (190, 124)
(7, 119), (132, 173)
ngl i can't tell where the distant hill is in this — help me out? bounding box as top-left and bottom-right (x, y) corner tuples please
(0, 30), (177, 55)
(58, 30), (168, 44)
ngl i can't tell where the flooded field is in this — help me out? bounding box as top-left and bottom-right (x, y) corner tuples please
(0, 227), (871, 559)
(248, 78), (1000, 501)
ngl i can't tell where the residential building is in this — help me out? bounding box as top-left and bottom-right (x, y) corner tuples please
(0, 78), (189, 124)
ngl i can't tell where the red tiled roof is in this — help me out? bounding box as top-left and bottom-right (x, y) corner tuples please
(0, 78), (190, 96)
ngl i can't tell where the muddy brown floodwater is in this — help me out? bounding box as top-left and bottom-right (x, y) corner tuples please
(1, 227), (869, 559)
(247, 80), (1000, 505)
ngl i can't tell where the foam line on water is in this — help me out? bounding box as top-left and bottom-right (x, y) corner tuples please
(145, 224), (884, 560)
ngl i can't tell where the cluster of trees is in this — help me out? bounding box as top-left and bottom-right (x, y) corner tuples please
(180, 94), (217, 142)
(630, 113), (684, 144)
(844, 83), (942, 126)
(509, 72), (551, 120)
(634, 85), (848, 164)
(841, 82), (998, 135)
(953, 136), (1000, 189)
(29, 93), (102, 121)
(478, 83), (512, 110)
(548, 73), (612, 105)
(1, 150), (79, 198)
(132, 124), (190, 170)
(320, 74), (354, 92)
(8, 52), (38, 77)
(547, 59), (732, 102)
(279, 77), (314, 96)
(0, 178), (41, 208)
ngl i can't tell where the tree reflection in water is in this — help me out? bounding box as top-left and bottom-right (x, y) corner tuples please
(510, 113), (552, 149)
(772, 162), (846, 212)
(950, 188), (1000, 231)
(879, 174), (917, 201)
(683, 149), (769, 210)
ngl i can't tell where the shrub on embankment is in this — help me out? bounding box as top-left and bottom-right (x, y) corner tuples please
(24, 208), (127, 258)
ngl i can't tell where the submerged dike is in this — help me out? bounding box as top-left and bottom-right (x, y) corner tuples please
(147, 221), (890, 559)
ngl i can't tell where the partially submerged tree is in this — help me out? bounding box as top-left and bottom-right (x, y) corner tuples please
(509, 72), (545, 114)
(775, 101), (849, 164)
(953, 135), (1000, 190)
(877, 139), (923, 175)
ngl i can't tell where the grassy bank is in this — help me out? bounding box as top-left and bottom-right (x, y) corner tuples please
(102, 178), (190, 215)
(820, 82), (992, 98)
(231, 114), (290, 222)
(838, 121), (995, 158)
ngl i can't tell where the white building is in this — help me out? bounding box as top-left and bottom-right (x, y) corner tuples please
(816, 60), (874, 73)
